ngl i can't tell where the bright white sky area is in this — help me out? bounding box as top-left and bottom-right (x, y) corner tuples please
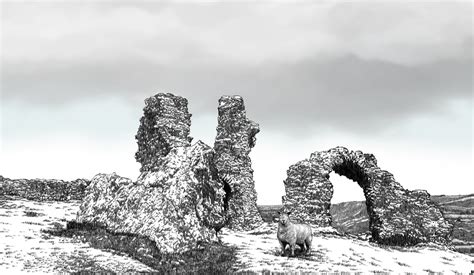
(1, 1), (472, 204)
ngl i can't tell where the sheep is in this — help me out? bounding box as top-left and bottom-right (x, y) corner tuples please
(277, 211), (312, 256)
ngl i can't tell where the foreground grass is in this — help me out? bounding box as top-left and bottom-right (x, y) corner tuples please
(3, 197), (471, 273)
(45, 221), (238, 274)
(0, 197), (153, 273)
(220, 223), (474, 273)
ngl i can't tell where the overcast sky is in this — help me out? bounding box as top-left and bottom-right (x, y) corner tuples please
(1, 1), (472, 204)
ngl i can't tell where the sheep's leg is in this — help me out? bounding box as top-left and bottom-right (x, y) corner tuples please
(290, 243), (295, 257)
(305, 238), (312, 255)
(279, 240), (286, 256)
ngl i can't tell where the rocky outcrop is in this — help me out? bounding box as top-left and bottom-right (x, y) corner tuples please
(76, 142), (227, 253)
(0, 175), (89, 201)
(283, 146), (452, 246)
(213, 96), (263, 230)
(135, 93), (193, 172)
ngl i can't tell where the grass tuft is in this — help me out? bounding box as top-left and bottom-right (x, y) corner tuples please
(24, 210), (43, 217)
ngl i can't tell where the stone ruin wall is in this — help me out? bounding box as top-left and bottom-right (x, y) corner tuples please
(75, 92), (451, 251)
(282, 146), (452, 246)
(133, 93), (263, 230)
(76, 93), (263, 253)
(0, 175), (89, 201)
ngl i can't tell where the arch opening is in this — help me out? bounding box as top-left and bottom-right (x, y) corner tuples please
(329, 171), (369, 236)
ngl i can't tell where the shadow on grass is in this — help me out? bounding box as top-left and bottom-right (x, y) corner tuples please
(270, 245), (310, 258)
(43, 221), (238, 274)
(248, 229), (275, 235)
(266, 244), (329, 264)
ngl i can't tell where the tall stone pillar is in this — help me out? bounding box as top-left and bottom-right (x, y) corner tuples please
(213, 95), (263, 230)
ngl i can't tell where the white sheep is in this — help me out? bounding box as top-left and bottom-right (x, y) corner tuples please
(277, 211), (312, 256)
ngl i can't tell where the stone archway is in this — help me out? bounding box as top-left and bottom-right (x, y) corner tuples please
(282, 147), (452, 246)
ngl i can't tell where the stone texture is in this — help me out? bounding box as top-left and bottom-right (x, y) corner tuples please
(0, 175), (89, 201)
(213, 95), (263, 230)
(135, 93), (192, 172)
(76, 142), (227, 253)
(282, 146), (452, 246)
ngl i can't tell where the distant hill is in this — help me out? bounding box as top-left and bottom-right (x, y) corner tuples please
(257, 202), (370, 234)
(431, 194), (474, 255)
(329, 201), (369, 234)
(258, 205), (282, 223)
(257, 194), (474, 255)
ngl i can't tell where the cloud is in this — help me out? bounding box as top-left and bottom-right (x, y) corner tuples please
(2, 3), (471, 136)
(2, 2), (471, 65)
(0, 1), (472, 203)
(2, 53), (472, 135)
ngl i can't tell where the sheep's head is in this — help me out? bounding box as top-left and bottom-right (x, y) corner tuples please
(278, 211), (291, 226)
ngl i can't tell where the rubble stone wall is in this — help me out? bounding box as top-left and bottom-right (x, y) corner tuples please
(283, 146), (452, 246)
(0, 175), (89, 201)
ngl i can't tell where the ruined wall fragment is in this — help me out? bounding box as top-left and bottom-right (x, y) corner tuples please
(0, 176), (89, 201)
(283, 146), (452, 246)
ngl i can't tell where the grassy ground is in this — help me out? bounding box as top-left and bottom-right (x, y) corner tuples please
(1, 196), (473, 273)
(0, 196), (153, 273)
(0, 196), (237, 274)
(221, 223), (474, 273)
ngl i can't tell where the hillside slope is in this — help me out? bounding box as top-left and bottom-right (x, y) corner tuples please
(329, 201), (369, 234)
(431, 194), (474, 255)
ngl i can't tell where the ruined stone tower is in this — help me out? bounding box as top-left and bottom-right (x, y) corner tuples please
(213, 95), (263, 230)
(135, 93), (263, 230)
(135, 93), (193, 172)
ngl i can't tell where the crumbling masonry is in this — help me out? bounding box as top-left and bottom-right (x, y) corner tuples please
(282, 146), (452, 245)
(76, 93), (263, 253)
